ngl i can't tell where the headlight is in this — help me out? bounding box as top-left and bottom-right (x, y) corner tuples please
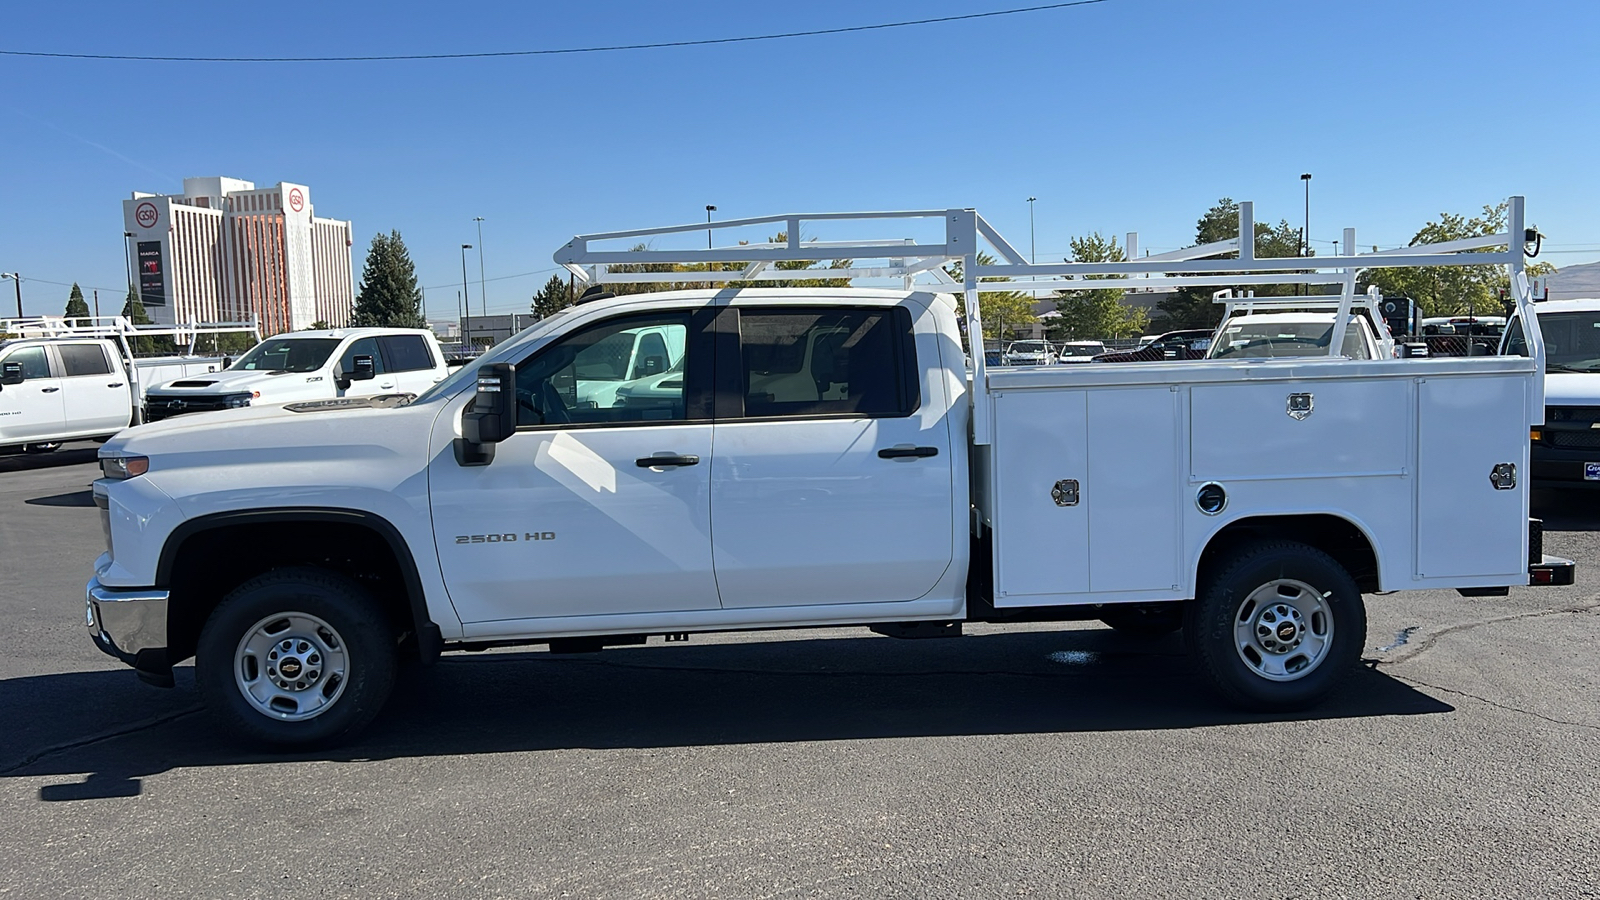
(100, 456), (149, 480)
(226, 393), (253, 408)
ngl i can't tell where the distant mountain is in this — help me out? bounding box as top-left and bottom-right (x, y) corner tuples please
(1548, 260), (1600, 300)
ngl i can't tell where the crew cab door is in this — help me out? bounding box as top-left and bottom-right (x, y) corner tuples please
(429, 308), (720, 624)
(338, 337), (392, 397)
(377, 333), (447, 395)
(55, 342), (131, 433)
(709, 305), (955, 608)
(0, 346), (65, 444)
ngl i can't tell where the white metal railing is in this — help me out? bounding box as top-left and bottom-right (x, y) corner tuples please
(553, 197), (1541, 443)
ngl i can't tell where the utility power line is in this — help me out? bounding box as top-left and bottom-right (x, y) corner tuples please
(0, 1), (1110, 63)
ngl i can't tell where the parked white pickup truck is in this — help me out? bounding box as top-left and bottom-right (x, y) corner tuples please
(142, 328), (449, 422)
(86, 201), (1572, 748)
(1501, 297), (1600, 484)
(0, 322), (245, 454)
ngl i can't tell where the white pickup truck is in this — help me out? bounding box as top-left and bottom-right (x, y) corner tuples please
(142, 327), (450, 422)
(0, 328), (239, 454)
(86, 201), (1572, 748)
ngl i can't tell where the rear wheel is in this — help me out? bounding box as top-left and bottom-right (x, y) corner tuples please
(23, 442), (61, 453)
(1185, 540), (1365, 711)
(196, 567), (397, 749)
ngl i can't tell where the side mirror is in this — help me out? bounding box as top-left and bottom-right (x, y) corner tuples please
(0, 361), (23, 385)
(458, 363), (516, 466)
(350, 355), (376, 382)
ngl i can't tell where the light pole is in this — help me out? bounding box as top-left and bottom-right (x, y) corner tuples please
(705, 205), (718, 289)
(123, 231), (136, 305)
(1300, 173), (1312, 258)
(473, 216), (487, 319)
(460, 244), (473, 350)
(1027, 197), (1037, 264)
(1027, 196), (1038, 305)
(0, 273), (19, 319)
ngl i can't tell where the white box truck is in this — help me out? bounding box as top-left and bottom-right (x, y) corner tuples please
(85, 199), (1571, 748)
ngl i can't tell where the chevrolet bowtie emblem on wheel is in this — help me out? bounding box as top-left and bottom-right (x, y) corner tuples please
(1287, 393), (1314, 420)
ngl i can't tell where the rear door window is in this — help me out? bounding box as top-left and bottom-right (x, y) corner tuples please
(58, 343), (113, 376)
(736, 308), (918, 418)
(378, 334), (435, 372)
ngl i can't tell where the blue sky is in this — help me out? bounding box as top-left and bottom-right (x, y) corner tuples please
(2, 0), (1597, 319)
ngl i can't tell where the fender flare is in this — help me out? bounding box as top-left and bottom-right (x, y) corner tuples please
(156, 507), (442, 662)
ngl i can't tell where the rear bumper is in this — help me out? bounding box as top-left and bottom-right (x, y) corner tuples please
(86, 574), (173, 685)
(1529, 554), (1577, 586)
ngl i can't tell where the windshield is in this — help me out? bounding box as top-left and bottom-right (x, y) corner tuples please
(1209, 318), (1370, 360)
(1532, 311), (1600, 371)
(1061, 344), (1103, 357)
(230, 338), (342, 373)
(1009, 342), (1047, 352)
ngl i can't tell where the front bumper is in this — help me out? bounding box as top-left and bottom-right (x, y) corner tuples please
(86, 573), (173, 686)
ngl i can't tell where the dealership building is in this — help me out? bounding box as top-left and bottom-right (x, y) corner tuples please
(121, 177), (354, 335)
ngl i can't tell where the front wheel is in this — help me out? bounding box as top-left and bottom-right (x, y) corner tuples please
(23, 442), (61, 453)
(1185, 540), (1365, 712)
(196, 567), (397, 749)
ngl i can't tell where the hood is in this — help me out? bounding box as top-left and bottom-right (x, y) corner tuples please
(106, 393), (438, 456)
(1544, 370), (1600, 406)
(148, 367), (330, 397)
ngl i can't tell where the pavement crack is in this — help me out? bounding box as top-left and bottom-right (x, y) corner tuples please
(0, 706), (202, 777)
(1383, 673), (1600, 733)
(1378, 599), (1600, 665)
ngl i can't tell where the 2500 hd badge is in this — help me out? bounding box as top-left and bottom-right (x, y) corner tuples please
(454, 532), (557, 544)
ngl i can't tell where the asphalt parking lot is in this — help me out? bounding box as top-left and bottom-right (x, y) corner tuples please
(2, 446), (1598, 899)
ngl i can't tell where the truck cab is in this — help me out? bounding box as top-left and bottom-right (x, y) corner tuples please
(143, 328), (447, 422)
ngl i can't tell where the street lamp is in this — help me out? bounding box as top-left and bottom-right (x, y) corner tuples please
(0, 273), (19, 319)
(473, 217), (487, 319)
(460, 244), (473, 351)
(705, 205), (716, 249)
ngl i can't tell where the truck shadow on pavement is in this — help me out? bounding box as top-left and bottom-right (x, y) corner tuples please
(0, 445), (100, 475)
(3, 628), (1450, 800)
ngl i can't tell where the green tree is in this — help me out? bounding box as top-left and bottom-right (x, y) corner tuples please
(947, 252), (1037, 340)
(531, 274), (575, 319)
(306, 320), (332, 330)
(350, 230), (425, 328)
(1359, 202), (1556, 317)
(1156, 199), (1308, 329)
(64, 283), (90, 320)
(1052, 233), (1148, 339)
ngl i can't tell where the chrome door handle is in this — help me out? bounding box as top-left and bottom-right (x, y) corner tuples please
(636, 454), (700, 468)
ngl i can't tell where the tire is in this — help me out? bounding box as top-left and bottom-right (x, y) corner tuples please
(1184, 540), (1365, 712)
(196, 567), (397, 749)
(1099, 603), (1184, 637)
(23, 442), (61, 453)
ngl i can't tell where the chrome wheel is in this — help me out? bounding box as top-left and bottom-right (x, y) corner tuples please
(1232, 578), (1333, 682)
(234, 612), (350, 721)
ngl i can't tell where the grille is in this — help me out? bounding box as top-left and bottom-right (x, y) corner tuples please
(1546, 406), (1600, 424)
(144, 395), (231, 422)
(1550, 430), (1600, 450)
